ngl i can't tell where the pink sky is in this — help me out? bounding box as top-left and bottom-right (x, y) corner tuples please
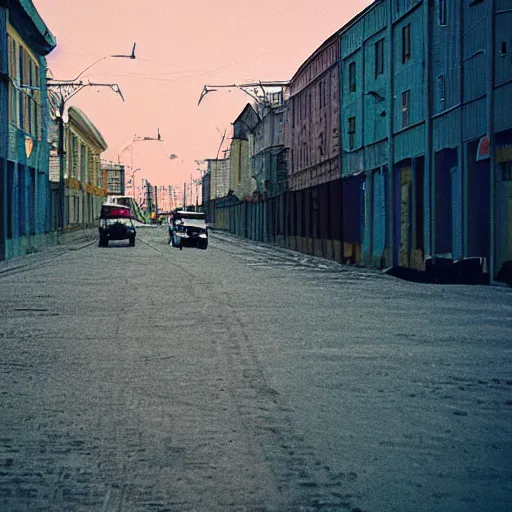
(34, 0), (372, 189)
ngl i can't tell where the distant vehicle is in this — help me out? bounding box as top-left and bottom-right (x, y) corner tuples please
(168, 210), (208, 250)
(107, 195), (145, 223)
(98, 203), (136, 247)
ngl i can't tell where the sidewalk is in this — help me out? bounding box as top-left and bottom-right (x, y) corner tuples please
(0, 228), (98, 274)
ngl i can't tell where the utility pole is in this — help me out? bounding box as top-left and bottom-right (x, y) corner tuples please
(146, 180), (153, 217)
(0, 0), (7, 260)
(183, 182), (187, 209)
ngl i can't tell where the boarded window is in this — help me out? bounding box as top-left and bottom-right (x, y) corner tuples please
(349, 62), (356, 93)
(402, 90), (411, 127)
(402, 24), (411, 63)
(437, 75), (446, 109)
(348, 117), (356, 150)
(439, 0), (447, 26)
(375, 39), (384, 77)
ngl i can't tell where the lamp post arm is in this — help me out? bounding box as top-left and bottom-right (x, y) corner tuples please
(48, 44), (136, 84)
(47, 81), (125, 105)
(70, 56), (108, 82)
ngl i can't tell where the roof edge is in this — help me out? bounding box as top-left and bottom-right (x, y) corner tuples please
(68, 106), (108, 152)
(289, 1), (380, 84)
(17, 0), (56, 53)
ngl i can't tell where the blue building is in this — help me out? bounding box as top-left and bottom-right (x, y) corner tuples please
(0, 0), (56, 260)
(340, 0), (512, 282)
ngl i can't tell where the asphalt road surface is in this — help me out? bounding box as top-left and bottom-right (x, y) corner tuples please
(1, 227), (511, 512)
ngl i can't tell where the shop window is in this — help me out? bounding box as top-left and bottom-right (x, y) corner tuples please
(29, 168), (36, 235)
(501, 162), (512, 181)
(7, 162), (14, 239)
(18, 166), (25, 236)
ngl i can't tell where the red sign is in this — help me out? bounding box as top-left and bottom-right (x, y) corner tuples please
(476, 135), (490, 161)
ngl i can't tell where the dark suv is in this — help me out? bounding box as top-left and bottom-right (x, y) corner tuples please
(98, 203), (136, 247)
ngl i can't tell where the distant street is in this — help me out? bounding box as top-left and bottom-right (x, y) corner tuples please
(1, 227), (511, 512)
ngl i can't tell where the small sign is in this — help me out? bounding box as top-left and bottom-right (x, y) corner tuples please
(25, 136), (34, 158)
(476, 135), (490, 161)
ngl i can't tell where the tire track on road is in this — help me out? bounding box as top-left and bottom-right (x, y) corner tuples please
(212, 288), (358, 512)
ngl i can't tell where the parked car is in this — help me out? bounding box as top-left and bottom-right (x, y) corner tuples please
(98, 203), (136, 247)
(168, 210), (208, 250)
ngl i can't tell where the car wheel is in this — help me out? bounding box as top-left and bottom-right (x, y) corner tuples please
(199, 240), (208, 250)
(129, 236), (135, 247)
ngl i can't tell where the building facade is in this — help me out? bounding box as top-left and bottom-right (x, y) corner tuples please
(252, 102), (288, 242)
(0, 0), (55, 260)
(286, 32), (343, 260)
(207, 157), (231, 200)
(101, 161), (125, 196)
(205, 0), (512, 283)
(230, 104), (260, 200)
(340, 0), (512, 281)
(62, 107), (107, 228)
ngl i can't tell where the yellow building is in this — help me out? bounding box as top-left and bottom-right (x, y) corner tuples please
(63, 107), (107, 228)
(229, 104), (259, 200)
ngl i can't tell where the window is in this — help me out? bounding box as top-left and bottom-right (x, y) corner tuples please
(439, 0), (447, 26)
(401, 90), (410, 127)
(437, 75), (446, 108)
(319, 81), (325, 108)
(348, 117), (356, 150)
(500, 41), (507, 56)
(402, 23), (411, 63)
(375, 39), (384, 77)
(80, 144), (87, 182)
(7, 35), (41, 138)
(349, 62), (356, 93)
(318, 132), (324, 158)
(501, 161), (512, 181)
(71, 136), (79, 179)
(7, 35), (18, 125)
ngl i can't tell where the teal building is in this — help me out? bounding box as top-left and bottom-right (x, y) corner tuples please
(340, 0), (512, 282)
(0, 0), (56, 260)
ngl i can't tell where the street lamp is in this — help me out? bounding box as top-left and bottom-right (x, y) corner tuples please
(54, 43), (137, 83)
(118, 129), (164, 179)
(131, 167), (141, 196)
(47, 45), (136, 232)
